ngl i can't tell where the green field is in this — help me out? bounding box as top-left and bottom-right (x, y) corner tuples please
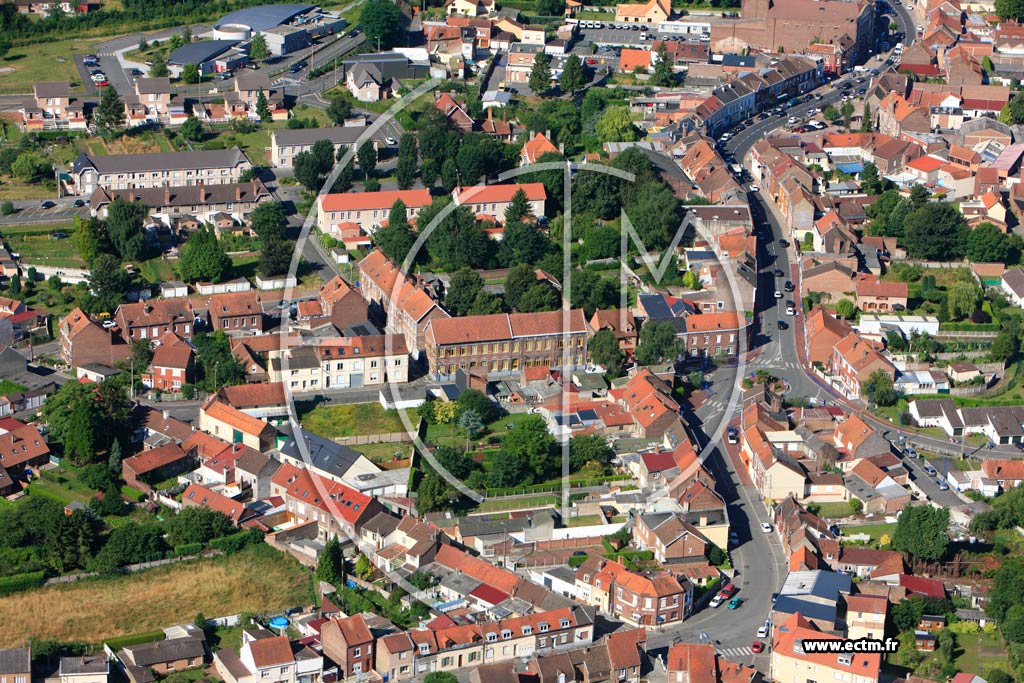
(476, 494), (559, 513)
(812, 501), (856, 518)
(842, 522), (897, 544)
(6, 231), (86, 269)
(301, 402), (411, 438)
(0, 36), (96, 92)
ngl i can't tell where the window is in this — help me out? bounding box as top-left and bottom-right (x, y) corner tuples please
(354, 648), (361, 657)
(486, 633), (498, 642)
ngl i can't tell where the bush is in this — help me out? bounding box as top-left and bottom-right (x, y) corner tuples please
(173, 542), (203, 557)
(0, 570), (46, 597)
(209, 528), (263, 553)
(103, 631), (165, 650)
(0, 202), (13, 216)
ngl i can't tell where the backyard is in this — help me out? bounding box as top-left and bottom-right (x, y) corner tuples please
(841, 521), (897, 545)
(300, 402), (412, 439)
(4, 224), (86, 269)
(0, 544), (312, 647)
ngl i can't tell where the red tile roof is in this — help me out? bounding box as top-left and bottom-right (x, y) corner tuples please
(123, 443), (188, 475)
(181, 482), (249, 523)
(453, 182), (547, 206)
(271, 462), (373, 524)
(249, 635), (294, 668)
(320, 189), (432, 213)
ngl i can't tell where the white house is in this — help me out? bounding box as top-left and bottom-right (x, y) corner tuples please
(1002, 267), (1024, 307)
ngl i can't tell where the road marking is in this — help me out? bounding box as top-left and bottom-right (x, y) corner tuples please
(718, 647), (753, 658)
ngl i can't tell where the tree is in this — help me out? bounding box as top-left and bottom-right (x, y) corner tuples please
(360, 0), (404, 50)
(947, 281), (981, 320)
(840, 100), (855, 128)
(92, 85), (125, 136)
(42, 380), (133, 464)
(9, 273), (20, 296)
(327, 94), (352, 125)
(596, 106), (637, 142)
(505, 263), (536, 311)
(445, 267), (485, 317)
(468, 289), (503, 315)
(835, 298), (857, 320)
(651, 40), (674, 86)
(178, 227), (232, 283)
(1004, 605), (1024, 643)
(968, 222), (1012, 262)
(294, 150), (326, 191)
(569, 269), (616, 317)
(488, 451), (530, 487)
(517, 284), (559, 312)
(255, 90), (271, 121)
(108, 439), (123, 475)
(181, 63), (200, 84)
(357, 140), (377, 180)
(860, 162), (881, 194)
(635, 320), (680, 366)
(11, 153), (52, 183)
(504, 188), (533, 226)
(996, 0), (1024, 22)
(258, 237), (293, 277)
(569, 433), (614, 472)
(249, 33), (268, 62)
(249, 202), (288, 243)
(892, 504), (950, 562)
(862, 369), (897, 406)
(498, 221), (548, 267)
(903, 202), (969, 261)
(590, 328), (625, 377)
(859, 102), (873, 132)
(105, 195), (149, 261)
(355, 554), (373, 580)
(375, 199), (417, 264)
(164, 506), (234, 546)
(85, 253), (129, 314)
(1001, 95), (1024, 124)
(529, 52), (552, 96)
(988, 559), (1024, 622)
(502, 415), (556, 483)
(624, 181), (681, 249)
(0, 201), (12, 216)
(395, 133), (418, 190)
(192, 331), (245, 391)
(537, 0), (565, 14)
(149, 55), (169, 78)
(984, 55), (995, 73)
(560, 54), (585, 94)
(315, 535), (344, 586)
(178, 115), (204, 142)
(991, 331), (1019, 361)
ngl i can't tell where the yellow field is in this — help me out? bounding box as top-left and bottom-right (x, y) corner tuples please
(0, 545), (311, 646)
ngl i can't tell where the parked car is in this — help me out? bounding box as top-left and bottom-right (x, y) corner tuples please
(710, 594), (725, 608)
(757, 625), (769, 638)
(752, 642), (764, 653)
(73, 199), (85, 207)
(39, 201), (55, 209)
(761, 522), (772, 533)
(727, 597), (743, 609)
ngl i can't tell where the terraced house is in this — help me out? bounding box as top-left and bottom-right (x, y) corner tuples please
(65, 147), (253, 197)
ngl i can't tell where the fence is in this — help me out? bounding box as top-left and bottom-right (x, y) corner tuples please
(335, 431), (414, 445)
(42, 550), (219, 586)
(22, 262), (90, 284)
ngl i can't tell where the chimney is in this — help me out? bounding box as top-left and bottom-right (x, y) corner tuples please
(487, 107), (493, 122)
(200, 187), (207, 202)
(164, 187), (170, 204)
(237, 184), (243, 201)
(163, 409), (170, 420)
(529, 130), (536, 141)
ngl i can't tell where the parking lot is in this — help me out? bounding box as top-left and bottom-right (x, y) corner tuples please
(574, 22), (710, 50)
(0, 206), (87, 227)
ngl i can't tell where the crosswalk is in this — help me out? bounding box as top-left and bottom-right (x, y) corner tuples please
(717, 646), (754, 659)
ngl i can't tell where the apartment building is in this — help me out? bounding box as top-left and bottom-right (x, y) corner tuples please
(270, 125), (373, 168)
(358, 250), (449, 356)
(206, 291), (263, 334)
(679, 312), (749, 359)
(452, 183), (547, 223)
(66, 147), (252, 197)
(115, 299), (197, 341)
(317, 189), (433, 233)
(830, 332), (896, 399)
(59, 307), (132, 369)
(771, 613), (881, 683)
(425, 309), (589, 380)
(23, 82), (86, 129)
(268, 335), (409, 391)
(89, 180), (272, 229)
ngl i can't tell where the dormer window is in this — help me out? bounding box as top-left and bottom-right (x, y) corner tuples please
(486, 633), (498, 642)
(501, 629), (512, 639)
(539, 623), (549, 633)
(560, 619), (570, 628)
(522, 626), (533, 635)
(419, 644), (430, 655)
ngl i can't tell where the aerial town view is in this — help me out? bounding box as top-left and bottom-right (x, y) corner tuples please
(4, 0), (1024, 681)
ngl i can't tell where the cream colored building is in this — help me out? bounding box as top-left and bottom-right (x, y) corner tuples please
(772, 614), (881, 683)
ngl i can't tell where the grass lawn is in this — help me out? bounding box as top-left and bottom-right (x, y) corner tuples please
(426, 413), (532, 449)
(0, 379), (27, 394)
(813, 501), (856, 518)
(954, 630), (1007, 675)
(0, 544), (311, 647)
(27, 476), (97, 505)
(0, 176), (56, 201)
(300, 403), (410, 438)
(6, 232), (86, 269)
(0, 36), (95, 92)
(207, 106), (333, 166)
(138, 257), (177, 284)
(230, 253), (260, 279)
(566, 514), (603, 527)
(354, 441), (413, 464)
(842, 521), (897, 544)
(209, 625), (245, 653)
(476, 494), (559, 513)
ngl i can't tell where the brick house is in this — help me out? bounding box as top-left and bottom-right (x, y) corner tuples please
(270, 462), (382, 540)
(854, 276), (908, 313)
(180, 483), (255, 526)
(633, 511), (710, 564)
(143, 333), (194, 392)
(59, 307), (132, 370)
(679, 312), (749, 359)
(121, 443), (194, 492)
(830, 332), (895, 399)
(574, 556), (691, 626)
(198, 398), (276, 451)
(805, 306), (852, 367)
(358, 250), (449, 356)
(321, 614), (374, 677)
(207, 291), (263, 334)
(115, 299), (197, 341)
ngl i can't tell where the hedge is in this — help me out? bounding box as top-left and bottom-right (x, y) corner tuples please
(0, 570), (46, 597)
(104, 630), (165, 650)
(121, 485), (146, 502)
(938, 322), (1000, 332)
(173, 542), (203, 557)
(209, 528), (263, 553)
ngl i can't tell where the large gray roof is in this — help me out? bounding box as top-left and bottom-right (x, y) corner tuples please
(279, 429), (367, 480)
(73, 147), (249, 175)
(121, 637), (205, 667)
(215, 4), (315, 31)
(0, 648), (30, 675)
(168, 40), (239, 66)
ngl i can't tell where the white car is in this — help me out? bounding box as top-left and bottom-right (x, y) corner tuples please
(773, 290), (783, 299)
(749, 185), (759, 192)
(710, 595), (725, 608)
(761, 522), (773, 533)
(757, 625), (770, 638)
(384, 136), (397, 145)
(786, 305), (795, 315)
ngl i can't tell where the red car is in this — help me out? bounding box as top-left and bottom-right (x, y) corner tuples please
(95, 80), (110, 87)
(586, 58), (597, 65)
(752, 641), (764, 654)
